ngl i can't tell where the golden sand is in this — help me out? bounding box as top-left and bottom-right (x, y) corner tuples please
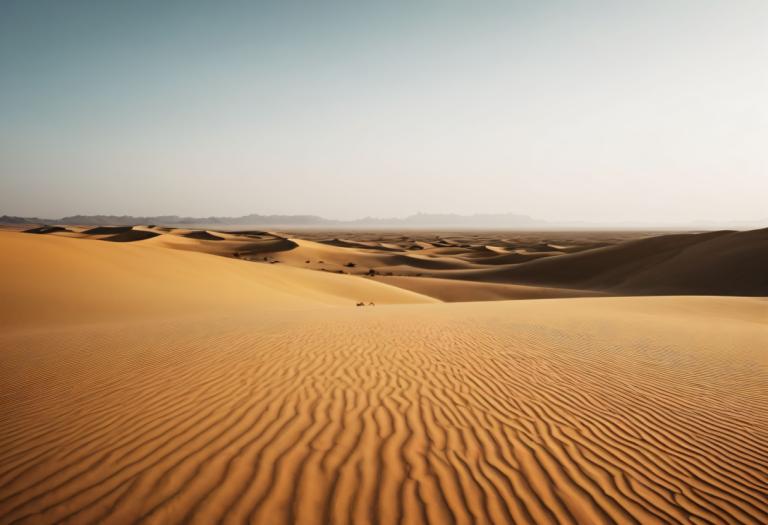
(1, 229), (766, 524)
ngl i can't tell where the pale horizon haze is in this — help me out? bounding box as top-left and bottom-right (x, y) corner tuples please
(1, 1), (766, 225)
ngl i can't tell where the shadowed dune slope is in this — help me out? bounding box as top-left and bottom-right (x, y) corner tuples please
(101, 229), (161, 242)
(81, 226), (135, 235)
(22, 226), (71, 235)
(182, 230), (225, 241)
(0, 232), (435, 327)
(459, 228), (768, 295)
(320, 238), (405, 252)
(0, 297), (766, 524)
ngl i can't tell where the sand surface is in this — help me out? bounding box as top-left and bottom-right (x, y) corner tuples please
(0, 231), (434, 328)
(377, 276), (607, 302)
(1, 229), (767, 524)
(16, 225), (768, 297)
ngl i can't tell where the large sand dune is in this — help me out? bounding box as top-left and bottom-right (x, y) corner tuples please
(451, 229), (768, 295)
(0, 232), (434, 328)
(1, 230), (767, 524)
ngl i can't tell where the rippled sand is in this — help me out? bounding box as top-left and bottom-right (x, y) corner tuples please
(2, 297), (766, 524)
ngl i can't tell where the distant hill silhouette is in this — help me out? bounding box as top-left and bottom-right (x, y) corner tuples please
(0, 215), (55, 224)
(1, 212), (765, 230)
(1, 212), (544, 228)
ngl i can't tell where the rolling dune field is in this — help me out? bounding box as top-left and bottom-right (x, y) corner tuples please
(1, 228), (767, 524)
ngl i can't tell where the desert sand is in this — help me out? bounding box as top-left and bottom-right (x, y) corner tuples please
(1, 227), (766, 524)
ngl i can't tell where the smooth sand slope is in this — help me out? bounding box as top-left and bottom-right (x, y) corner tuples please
(0, 231), (434, 327)
(1, 231), (767, 524)
(377, 276), (607, 302)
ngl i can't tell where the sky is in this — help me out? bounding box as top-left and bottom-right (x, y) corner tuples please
(1, 0), (766, 224)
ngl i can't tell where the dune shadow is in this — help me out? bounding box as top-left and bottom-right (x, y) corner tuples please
(183, 231), (224, 241)
(102, 230), (161, 242)
(23, 225), (70, 234)
(82, 226), (136, 235)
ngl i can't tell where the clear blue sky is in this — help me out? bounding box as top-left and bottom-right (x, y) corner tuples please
(1, 0), (766, 223)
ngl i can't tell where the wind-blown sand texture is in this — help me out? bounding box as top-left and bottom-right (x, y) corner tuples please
(1, 228), (767, 524)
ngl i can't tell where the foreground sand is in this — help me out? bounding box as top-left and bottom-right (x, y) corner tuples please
(1, 232), (767, 524)
(2, 298), (766, 524)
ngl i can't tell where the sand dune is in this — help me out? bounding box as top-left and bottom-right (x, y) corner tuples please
(101, 229), (161, 242)
(12, 225), (768, 301)
(320, 238), (405, 252)
(0, 231), (434, 328)
(22, 225), (768, 299)
(457, 229), (768, 295)
(1, 294), (766, 524)
(182, 230), (225, 241)
(23, 226), (71, 235)
(143, 232), (299, 259)
(1, 229), (766, 524)
(379, 276), (606, 302)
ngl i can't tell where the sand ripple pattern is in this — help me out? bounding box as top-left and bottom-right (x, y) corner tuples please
(1, 300), (766, 524)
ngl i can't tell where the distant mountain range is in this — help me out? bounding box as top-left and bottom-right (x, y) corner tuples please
(0, 212), (545, 228)
(0, 212), (765, 230)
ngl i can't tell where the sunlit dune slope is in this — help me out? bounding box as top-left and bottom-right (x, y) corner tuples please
(379, 275), (606, 302)
(0, 296), (766, 524)
(0, 232), (435, 327)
